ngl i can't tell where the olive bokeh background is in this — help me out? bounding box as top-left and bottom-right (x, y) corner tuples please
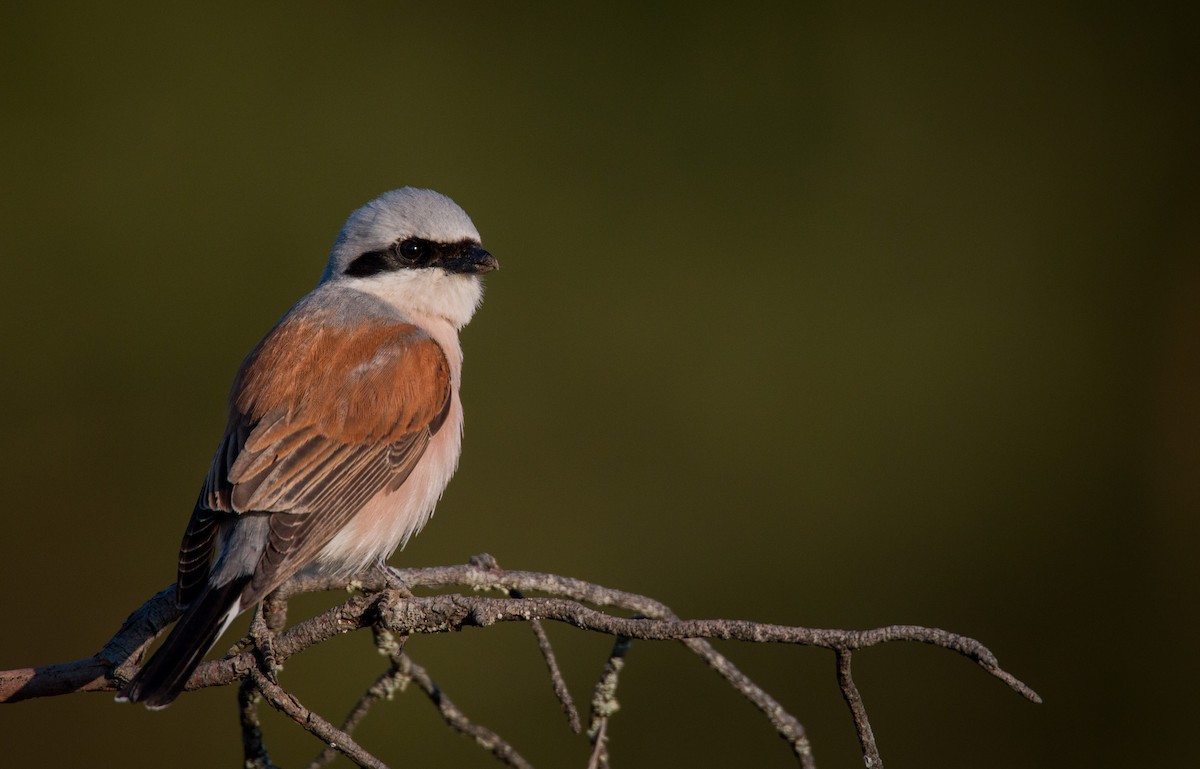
(1, 4), (1196, 768)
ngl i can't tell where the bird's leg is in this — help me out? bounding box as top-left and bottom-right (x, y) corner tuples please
(247, 604), (281, 682)
(224, 589), (287, 665)
(370, 561), (413, 662)
(376, 560), (414, 598)
(262, 588), (289, 634)
(373, 561), (413, 651)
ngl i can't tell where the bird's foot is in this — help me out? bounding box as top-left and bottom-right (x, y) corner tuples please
(248, 606), (282, 680)
(377, 562), (414, 597)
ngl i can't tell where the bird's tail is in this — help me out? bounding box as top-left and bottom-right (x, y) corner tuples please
(117, 576), (250, 709)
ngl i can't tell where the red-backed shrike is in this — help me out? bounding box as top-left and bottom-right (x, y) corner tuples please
(118, 188), (497, 708)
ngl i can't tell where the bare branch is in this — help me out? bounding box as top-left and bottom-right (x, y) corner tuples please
(375, 594), (1038, 704)
(239, 678), (282, 769)
(306, 664), (407, 769)
(310, 618), (533, 769)
(587, 634), (632, 769)
(0, 556), (1040, 768)
(528, 616), (581, 733)
(0, 585), (178, 703)
(305, 624), (410, 769)
(0, 657), (114, 703)
(249, 667), (390, 769)
(471, 553), (581, 734)
(835, 649), (881, 768)
(398, 654), (535, 769)
(681, 637), (815, 766)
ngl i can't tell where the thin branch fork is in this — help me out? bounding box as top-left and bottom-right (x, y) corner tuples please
(0, 556), (1040, 768)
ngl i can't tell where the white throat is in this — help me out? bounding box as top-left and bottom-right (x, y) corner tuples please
(347, 269), (484, 331)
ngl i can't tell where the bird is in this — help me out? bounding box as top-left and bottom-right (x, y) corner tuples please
(117, 187), (498, 708)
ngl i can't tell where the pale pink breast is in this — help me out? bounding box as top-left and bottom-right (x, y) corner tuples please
(313, 314), (466, 574)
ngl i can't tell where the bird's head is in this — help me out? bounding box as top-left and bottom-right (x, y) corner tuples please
(322, 188), (498, 328)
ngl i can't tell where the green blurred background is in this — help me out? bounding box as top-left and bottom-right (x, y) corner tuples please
(1, 3), (1196, 767)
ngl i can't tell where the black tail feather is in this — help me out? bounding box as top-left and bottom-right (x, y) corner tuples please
(118, 577), (249, 708)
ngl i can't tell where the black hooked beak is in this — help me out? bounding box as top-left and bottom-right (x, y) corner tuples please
(441, 243), (499, 274)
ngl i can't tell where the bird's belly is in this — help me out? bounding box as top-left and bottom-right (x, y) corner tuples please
(314, 395), (463, 575)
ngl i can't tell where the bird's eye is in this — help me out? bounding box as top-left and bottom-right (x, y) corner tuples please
(396, 239), (427, 262)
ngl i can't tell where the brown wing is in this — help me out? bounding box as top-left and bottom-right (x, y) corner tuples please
(176, 314), (452, 605)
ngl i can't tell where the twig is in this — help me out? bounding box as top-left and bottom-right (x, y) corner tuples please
(530, 617), (581, 732)
(374, 610), (532, 769)
(306, 665), (408, 769)
(506, 585), (581, 734)
(587, 634), (632, 769)
(0, 557), (1041, 769)
(239, 677), (281, 769)
(311, 563), (820, 765)
(306, 623), (410, 769)
(398, 654), (535, 769)
(374, 594), (1038, 703)
(682, 637), (815, 766)
(588, 719), (610, 769)
(835, 649), (881, 768)
(311, 618), (533, 769)
(473, 553), (581, 734)
(249, 667), (390, 769)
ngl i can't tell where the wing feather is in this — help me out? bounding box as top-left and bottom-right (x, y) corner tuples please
(176, 313), (452, 603)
